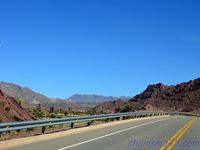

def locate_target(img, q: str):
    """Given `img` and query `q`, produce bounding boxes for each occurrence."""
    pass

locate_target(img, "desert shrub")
[48,113,57,118]
[118,103,136,113]
[5,107,11,112]
[17,98,24,106]
[56,113,65,118]
[13,115,23,122]
[0,101,5,108]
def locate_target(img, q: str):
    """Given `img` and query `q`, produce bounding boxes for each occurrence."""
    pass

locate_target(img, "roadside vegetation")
[28,104,93,120]
[28,102,137,120]
[115,103,136,113]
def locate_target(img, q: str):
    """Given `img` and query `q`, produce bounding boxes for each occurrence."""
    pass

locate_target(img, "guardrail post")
[42,126,46,134]
[71,123,74,129]
[87,122,92,126]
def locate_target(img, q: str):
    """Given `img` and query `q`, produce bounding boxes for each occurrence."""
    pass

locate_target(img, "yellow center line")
[160,117,197,150]
[160,117,195,150]
[166,118,197,150]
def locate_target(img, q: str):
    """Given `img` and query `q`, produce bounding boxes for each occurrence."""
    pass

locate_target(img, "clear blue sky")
[0,0,200,98]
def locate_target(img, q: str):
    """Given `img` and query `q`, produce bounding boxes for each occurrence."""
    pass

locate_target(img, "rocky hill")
[95,78,200,113]
[130,78,200,112]
[0,90,35,122]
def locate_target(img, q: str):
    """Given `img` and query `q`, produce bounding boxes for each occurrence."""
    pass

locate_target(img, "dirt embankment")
[0,90,35,122]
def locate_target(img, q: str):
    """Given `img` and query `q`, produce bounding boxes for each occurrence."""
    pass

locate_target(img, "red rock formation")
[0,90,36,122]
[130,78,200,112]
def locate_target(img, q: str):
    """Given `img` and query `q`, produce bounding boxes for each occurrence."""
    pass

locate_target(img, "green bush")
[0,101,5,108]
[17,98,24,106]
[48,113,57,118]
[117,103,136,113]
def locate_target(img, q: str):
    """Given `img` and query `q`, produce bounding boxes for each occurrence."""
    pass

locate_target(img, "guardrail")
[0,112,169,135]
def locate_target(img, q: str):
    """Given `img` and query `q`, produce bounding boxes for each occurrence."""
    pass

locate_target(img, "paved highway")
[5,116,200,150]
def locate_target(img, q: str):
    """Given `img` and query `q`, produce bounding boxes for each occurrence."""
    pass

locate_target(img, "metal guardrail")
[1,111,198,135]
[170,112,200,117]
[0,112,168,134]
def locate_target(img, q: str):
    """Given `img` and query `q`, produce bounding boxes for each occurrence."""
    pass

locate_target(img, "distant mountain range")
[0,82,84,110]
[0,82,130,109]
[67,94,130,107]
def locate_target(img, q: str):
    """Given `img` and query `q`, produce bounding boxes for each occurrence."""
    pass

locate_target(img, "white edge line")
[57,116,179,150]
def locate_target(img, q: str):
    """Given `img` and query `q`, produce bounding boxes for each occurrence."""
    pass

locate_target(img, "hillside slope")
[0,90,35,122]
[0,82,50,104]
[0,82,85,111]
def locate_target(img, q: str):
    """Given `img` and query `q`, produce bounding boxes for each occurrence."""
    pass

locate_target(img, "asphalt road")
[6,116,200,150]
